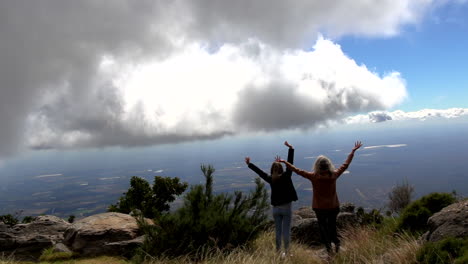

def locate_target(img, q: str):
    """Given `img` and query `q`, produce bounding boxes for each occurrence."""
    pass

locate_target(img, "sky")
[1,0,468,163]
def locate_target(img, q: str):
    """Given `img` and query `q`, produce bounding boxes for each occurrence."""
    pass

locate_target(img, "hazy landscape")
[1,118,466,218]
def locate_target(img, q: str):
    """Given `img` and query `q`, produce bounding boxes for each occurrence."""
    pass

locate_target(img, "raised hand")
[353,141,363,151]
[245,156,251,165]
[284,141,293,149]
[275,156,286,163]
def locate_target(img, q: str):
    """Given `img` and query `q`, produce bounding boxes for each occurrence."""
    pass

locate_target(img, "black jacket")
[248,148,298,206]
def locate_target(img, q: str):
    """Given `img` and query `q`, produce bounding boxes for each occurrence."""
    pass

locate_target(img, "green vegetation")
[38,247,75,262]
[396,192,456,234]
[0,214,19,226]
[356,207,384,226]
[416,237,468,264]
[67,215,75,223]
[135,164,270,260]
[108,175,188,218]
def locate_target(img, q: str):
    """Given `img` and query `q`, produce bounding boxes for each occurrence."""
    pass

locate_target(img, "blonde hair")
[313,155,335,175]
[270,162,284,183]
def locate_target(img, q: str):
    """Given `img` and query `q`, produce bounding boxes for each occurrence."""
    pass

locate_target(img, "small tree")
[109,175,188,218]
[67,215,75,223]
[388,179,414,214]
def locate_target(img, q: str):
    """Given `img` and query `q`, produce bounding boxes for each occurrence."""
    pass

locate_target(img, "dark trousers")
[313,207,340,251]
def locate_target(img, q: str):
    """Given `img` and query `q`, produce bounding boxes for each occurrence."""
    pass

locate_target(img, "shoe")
[280,252,286,259]
[335,243,340,253]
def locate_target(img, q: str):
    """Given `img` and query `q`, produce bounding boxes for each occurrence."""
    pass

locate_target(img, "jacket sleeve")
[284,148,294,177]
[335,151,355,177]
[283,161,314,180]
[248,163,272,184]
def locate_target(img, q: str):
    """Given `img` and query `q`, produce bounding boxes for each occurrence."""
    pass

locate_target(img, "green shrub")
[109,175,188,218]
[417,237,468,264]
[397,192,456,233]
[21,216,36,224]
[0,214,18,226]
[356,207,384,226]
[39,247,74,262]
[136,164,270,259]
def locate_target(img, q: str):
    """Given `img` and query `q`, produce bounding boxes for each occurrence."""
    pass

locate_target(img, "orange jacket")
[284,151,355,209]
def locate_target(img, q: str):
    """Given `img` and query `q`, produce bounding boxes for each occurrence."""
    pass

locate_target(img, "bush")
[0,214,18,226]
[136,164,270,259]
[416,237,468,264]
[109,175,188,218]
[397,192,456,234]
[21,216,36,224]
[388,179,414,214]
[356,207,384,226]
[68,215,75,223]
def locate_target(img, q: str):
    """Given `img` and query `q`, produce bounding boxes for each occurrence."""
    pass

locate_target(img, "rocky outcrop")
[423,200,468,242]
[0,215,71,260]
[291,203,358,246]
[63,212,145,257]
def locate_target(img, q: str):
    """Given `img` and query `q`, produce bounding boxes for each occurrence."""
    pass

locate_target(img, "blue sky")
[338,2,468,111]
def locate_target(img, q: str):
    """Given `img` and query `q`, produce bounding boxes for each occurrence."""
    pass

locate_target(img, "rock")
[340,203,355,213]
[291,218,321,246]
[337,212,359,228]
[291,205,359,245]
[424,200,468,242]
[53,242,73,253]
[64,212,144,257]
[0,215,71,261]
[105,236,145,258]
[295,207,316,219]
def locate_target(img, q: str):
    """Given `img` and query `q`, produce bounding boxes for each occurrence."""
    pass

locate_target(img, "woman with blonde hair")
[278,141,362,254]
[245,141,298,255]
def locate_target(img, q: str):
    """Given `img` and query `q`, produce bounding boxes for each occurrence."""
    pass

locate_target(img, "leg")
[282,204,292,252]
[314,209,332,252]
[328,208,340,252]
[273,207,283,251]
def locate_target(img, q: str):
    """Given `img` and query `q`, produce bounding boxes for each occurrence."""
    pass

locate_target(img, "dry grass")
[334,225,421,264]
[142,231,324,264]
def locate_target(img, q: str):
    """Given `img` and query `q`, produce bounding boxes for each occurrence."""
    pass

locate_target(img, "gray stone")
[424,200,468,242]
[340,203,355,213]
[0,215,71,261]
[53,242,73,253]
[64,212,145,257]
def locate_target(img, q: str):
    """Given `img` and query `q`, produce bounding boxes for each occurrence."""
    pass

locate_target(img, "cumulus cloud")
[345,108,468,124]
[0,0,444,157]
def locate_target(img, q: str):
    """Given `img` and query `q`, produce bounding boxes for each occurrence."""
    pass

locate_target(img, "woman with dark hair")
[278,141,363,254]
[245,141,298,255]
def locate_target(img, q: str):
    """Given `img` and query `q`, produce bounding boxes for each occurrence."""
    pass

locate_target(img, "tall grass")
[334,219,421,264]
[143,231,324,264]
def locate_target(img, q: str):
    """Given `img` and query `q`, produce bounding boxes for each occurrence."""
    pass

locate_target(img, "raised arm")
[277,159,314,180]
[245,156,272,183]
[284,141,294,176]
[335,141,363,176]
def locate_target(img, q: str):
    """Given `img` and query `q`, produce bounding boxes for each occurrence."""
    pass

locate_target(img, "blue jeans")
[272,203,292,251]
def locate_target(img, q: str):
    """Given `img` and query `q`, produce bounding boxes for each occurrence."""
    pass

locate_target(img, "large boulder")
[424,200,468,242]
[63,212,145,257]
[0,215,71,260]
[291,204,358,246]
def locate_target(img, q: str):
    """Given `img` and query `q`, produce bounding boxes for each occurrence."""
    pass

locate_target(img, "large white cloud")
[0,0,454,157]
